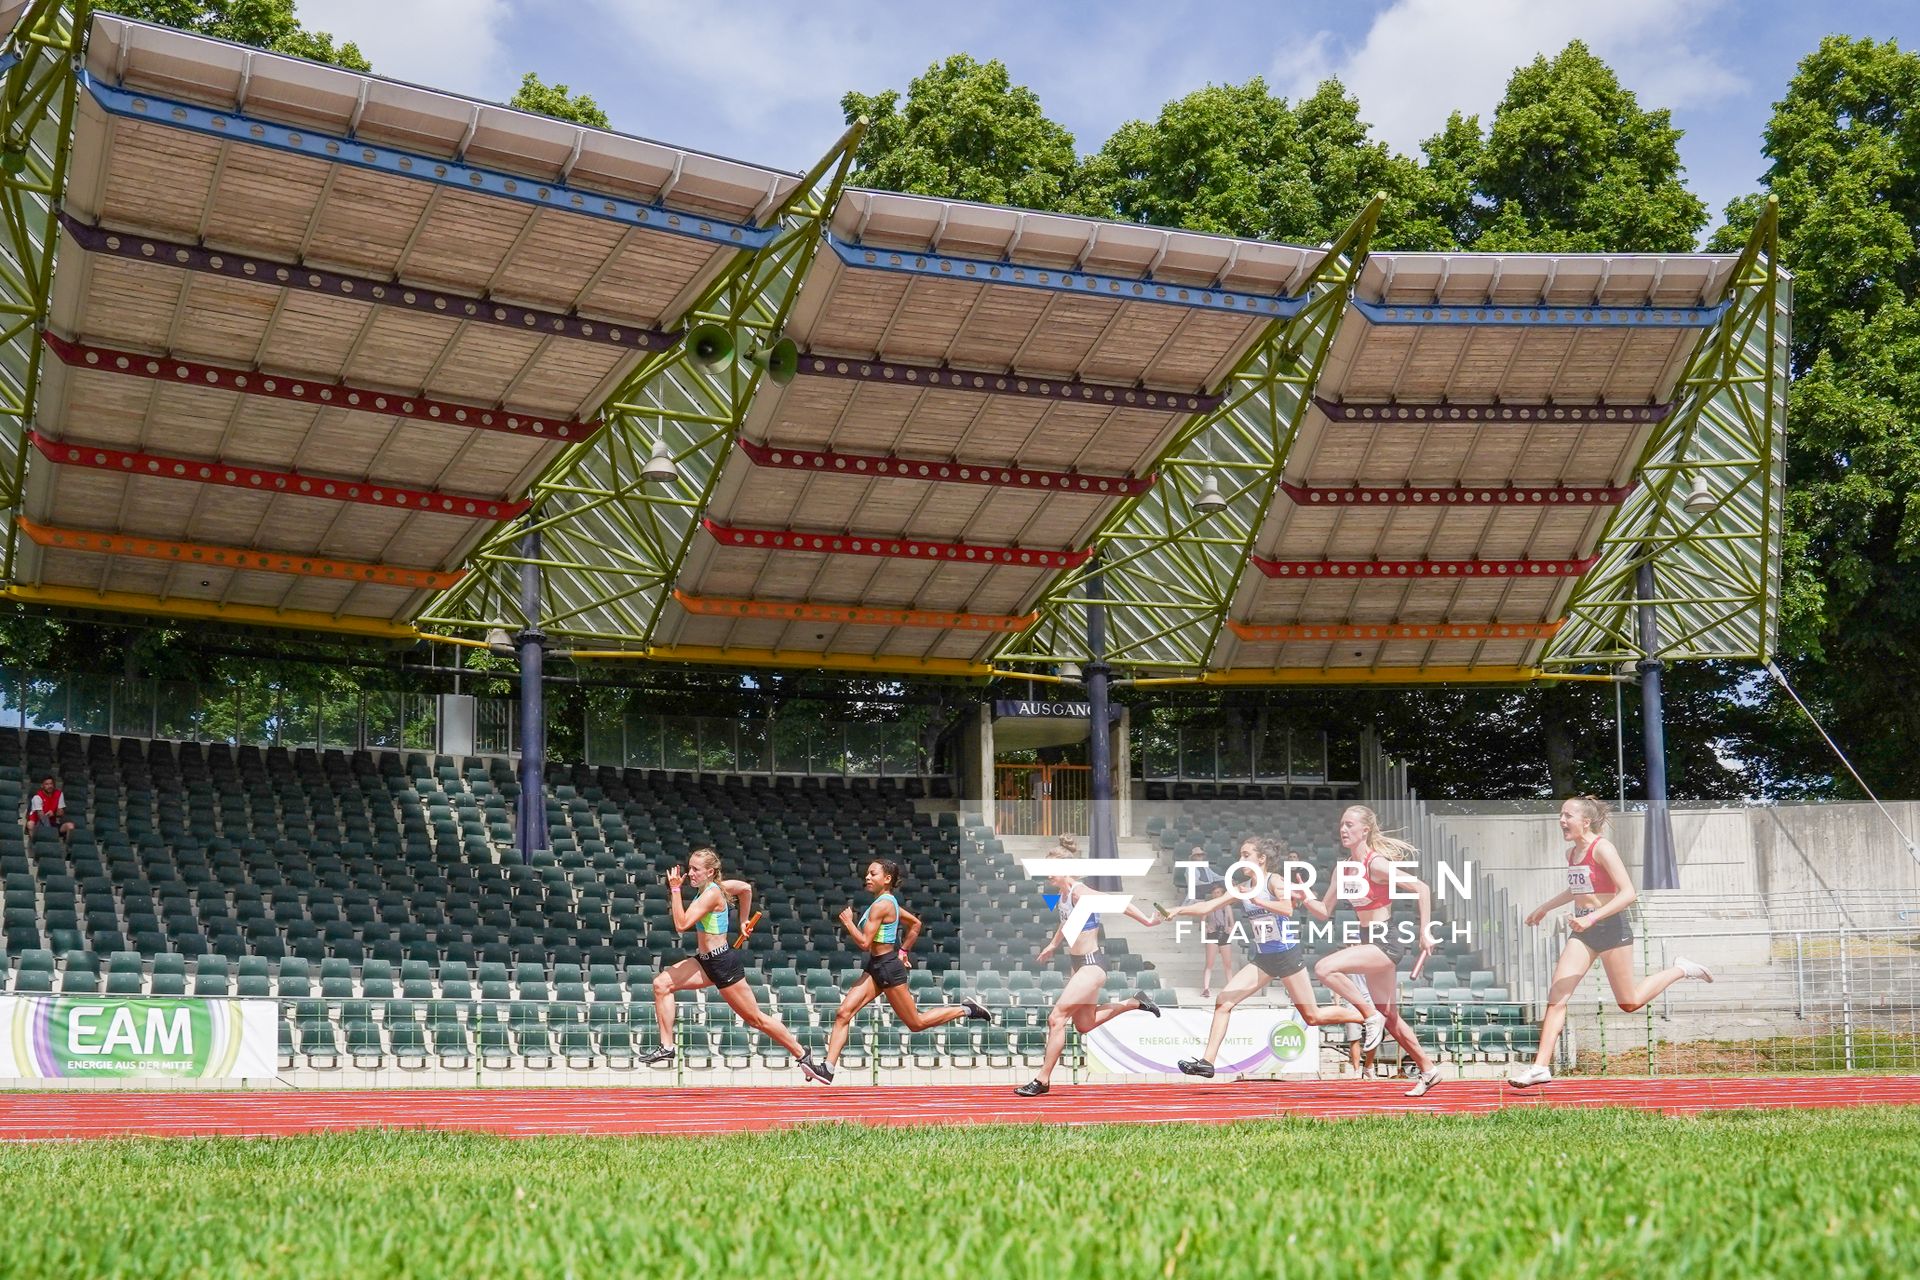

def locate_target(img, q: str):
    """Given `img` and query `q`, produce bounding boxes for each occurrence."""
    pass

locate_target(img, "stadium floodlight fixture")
[1193,472,1227,517]
[1684,471,1713,514]
[642,440,679,485]
[1058,662,1083,683]
[485,628,516,658]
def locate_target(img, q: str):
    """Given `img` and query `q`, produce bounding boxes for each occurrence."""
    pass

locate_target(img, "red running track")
[2,1076,1918,1140]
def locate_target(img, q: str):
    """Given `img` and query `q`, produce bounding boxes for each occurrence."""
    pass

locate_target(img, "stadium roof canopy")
[0,3,1790,684]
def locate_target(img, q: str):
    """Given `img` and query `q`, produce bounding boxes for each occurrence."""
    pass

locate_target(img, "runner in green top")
[641,846,826,1081]
[817,858,992,1084]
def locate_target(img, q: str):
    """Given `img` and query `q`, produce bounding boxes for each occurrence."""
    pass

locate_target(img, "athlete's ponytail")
[1343,805,1419,860]
[1569,795,1612,834]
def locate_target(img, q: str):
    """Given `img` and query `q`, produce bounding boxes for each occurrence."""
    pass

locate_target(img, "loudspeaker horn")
[685,323,734,367]
[752,337,800,386]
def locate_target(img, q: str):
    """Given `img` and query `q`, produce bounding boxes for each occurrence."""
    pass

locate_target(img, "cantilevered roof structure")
[0,2,1789,682]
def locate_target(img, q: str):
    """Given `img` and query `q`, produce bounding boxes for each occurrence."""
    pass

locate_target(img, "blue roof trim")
[82,72,776,253]
[826,234,1306,319]
[1353,298,1728,328]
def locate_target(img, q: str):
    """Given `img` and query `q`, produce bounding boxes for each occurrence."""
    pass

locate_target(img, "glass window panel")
[585,705,622,767]
[68,674,113,735]
[20,671,67,731]
[111,678,156,741]
[736,718,770,773]
[363,691,403,750]
[772,716,811,774]
[236,681,276,746]
[662,717,698,771]
[402,695,436,751]
[1290,729,1326,782]
[697,718,736,772]
[622,713,659,770]
[156,681,200,741]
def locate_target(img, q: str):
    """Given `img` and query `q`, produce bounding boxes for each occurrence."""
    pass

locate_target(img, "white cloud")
[1276,0,1746,156]
[295,0,512,99]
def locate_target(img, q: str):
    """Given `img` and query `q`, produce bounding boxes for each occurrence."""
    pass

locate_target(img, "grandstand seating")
[1,728,1512,1073]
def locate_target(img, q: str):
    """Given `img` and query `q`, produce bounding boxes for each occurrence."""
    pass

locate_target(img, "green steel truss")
[0,0,87,580]
[990,198,1382,675]
[419,123,864,644]
[1544,201,1789,667]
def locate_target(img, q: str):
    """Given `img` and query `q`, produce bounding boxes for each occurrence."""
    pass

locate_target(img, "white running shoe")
[1405,1067,1443,1098]
[1508,1064,1552,1089]
[1675,956,1714,983]
[1360,1011,1387,1053]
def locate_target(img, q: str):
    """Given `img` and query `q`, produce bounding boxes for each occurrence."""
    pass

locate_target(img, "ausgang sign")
[992,701,1120,719]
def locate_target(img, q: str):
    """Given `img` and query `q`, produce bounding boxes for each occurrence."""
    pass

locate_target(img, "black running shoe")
[1014,1079,1050,1097]
[1132,991,1162,1018]
[1177,1057,1215,1078]
[799,1053,831,1084]
[639,1044,675,1066]
[962,997,994,1023]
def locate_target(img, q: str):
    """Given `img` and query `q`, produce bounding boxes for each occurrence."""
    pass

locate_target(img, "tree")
[96,0,370,71]
[1708,36,1920,796]
[841,55,1079,211]
[1077,78,1444,248]
[509,73,609,129]
[1434,41,1705,252]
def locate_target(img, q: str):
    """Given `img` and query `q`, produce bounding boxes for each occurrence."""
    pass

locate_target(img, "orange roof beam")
[17,519,463,591]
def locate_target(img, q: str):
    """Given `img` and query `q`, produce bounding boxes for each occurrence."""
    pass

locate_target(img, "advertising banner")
[1085,1007,1322,1076]
[0,997,279,1080]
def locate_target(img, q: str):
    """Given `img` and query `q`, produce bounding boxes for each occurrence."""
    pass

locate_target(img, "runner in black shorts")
[1163,837,1364,1078]
[1510,797,1712,1089]
[642,846,826,1080]
[819,858,991,1083]
[1312,806,1445,1097]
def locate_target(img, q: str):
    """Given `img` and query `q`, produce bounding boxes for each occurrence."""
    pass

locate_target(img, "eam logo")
[1020,856,1156,942]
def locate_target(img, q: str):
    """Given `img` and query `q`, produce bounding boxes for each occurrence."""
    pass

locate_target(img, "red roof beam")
[27,432,528,521]
[42,334,600,444]
[703,520,1090,570]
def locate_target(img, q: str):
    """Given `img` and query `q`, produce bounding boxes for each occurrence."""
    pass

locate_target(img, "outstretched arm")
[1526,889,1574,925]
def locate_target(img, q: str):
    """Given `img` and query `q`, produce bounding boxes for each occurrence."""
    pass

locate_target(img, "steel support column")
[516,521,547,865]
[1083,555,1116,890]
[1636,558,1678,889]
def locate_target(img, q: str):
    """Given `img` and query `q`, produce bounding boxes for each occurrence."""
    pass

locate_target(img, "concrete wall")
[1433,801,1920,927]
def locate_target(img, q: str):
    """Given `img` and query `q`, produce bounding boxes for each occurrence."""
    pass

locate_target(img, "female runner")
[815,857,993,1083]
[1166,836,1365,1078]
[642,846,827,1081]
[1311,805,1446,1097]
[1509,796,1711,1087]
[1015,846,1167,1098]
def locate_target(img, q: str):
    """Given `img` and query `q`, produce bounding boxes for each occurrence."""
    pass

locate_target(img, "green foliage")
[0,1112,1917,1276]
[509,72,609,129]
[842,55,1080,211]
[1078,78,1443,248]
[96,0,370,70]
[1450,41,1706,252]
[1707,36,1920,796]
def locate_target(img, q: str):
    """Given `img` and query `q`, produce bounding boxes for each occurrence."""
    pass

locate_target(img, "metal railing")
[1561,920,1920,1076]
[582,710,952,778]
[0,667,515,755]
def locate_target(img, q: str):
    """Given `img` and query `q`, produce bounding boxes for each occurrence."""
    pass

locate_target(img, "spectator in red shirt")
[26,775,74,846]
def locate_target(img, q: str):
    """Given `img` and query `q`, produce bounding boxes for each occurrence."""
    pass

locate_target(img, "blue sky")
[298,0,1920,240]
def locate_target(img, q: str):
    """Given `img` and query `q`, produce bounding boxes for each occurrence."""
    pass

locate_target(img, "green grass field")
[3,1108,1917,1278]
